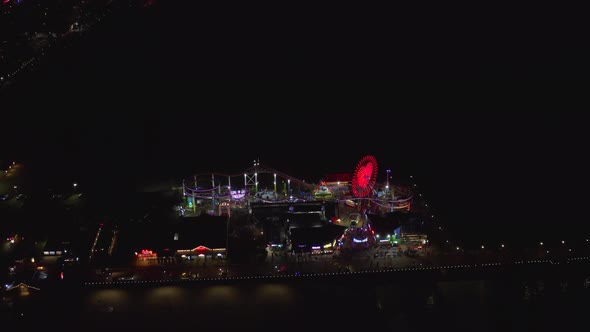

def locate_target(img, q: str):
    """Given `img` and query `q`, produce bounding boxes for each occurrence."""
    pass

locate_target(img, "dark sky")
[2,1,589,87]
[1,1,589,252]
[2,107,561,176]
[1,72,590,236]
[5,105,588,190]
[3,92,589,241]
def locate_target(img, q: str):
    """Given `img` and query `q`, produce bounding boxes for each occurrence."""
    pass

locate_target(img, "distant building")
[323,174,353,196]
[324,173,352,184]
[287,211,346,253]
[286,212,324,230]
[290,224,346,253]
[173,215,227,258]
[125,215,228,262]
[369,213,401,244]
[43,238,71,257]
[5,283,40,297]
[42,225,90,259]
[369,211,426,245]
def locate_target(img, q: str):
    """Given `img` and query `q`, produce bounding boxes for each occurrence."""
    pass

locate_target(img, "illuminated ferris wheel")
[351,155,378,198]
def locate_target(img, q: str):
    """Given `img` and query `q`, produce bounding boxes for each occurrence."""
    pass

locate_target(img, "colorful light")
[230,190,246,199]
[351,155,378,197]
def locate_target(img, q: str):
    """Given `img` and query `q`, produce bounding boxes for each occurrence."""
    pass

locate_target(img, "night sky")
[1,0,588,243]
[2,1,589,87]
[4,98,589,243]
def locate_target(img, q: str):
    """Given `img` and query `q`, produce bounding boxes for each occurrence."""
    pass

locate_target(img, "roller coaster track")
[247,163,316,190]
[185,163,315,191]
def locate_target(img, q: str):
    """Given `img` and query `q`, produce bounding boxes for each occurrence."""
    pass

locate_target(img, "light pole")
[273,173,277,194]
[287,179,291,194]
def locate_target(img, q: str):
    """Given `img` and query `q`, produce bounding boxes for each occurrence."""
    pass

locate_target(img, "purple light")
[311,246,321,250]
[231,190,245,199]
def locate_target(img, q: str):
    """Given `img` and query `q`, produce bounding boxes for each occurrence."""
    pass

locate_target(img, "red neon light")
[351,155,378,198]
[3,0,10,4]
[138,249,157,259]
[193,245,210,252]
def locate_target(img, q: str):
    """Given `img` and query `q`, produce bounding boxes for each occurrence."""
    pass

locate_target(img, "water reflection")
[252,284,296,305]
[7,276,590,331]
[86,288,131,313]
[144,286,190,312]
[197,285,242,315]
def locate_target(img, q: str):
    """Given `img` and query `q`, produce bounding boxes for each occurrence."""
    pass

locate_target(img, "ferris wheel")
[351,155,378,198]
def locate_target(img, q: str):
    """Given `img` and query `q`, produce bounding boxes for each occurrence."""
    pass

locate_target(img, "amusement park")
[181,155,413,216]
[178,155,427,260]
[0,155,434,290]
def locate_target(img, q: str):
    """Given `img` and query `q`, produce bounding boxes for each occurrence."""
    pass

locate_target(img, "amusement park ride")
[181,156,414,217]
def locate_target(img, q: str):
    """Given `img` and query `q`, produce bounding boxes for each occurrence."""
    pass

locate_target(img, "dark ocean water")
[5,271,590,332]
